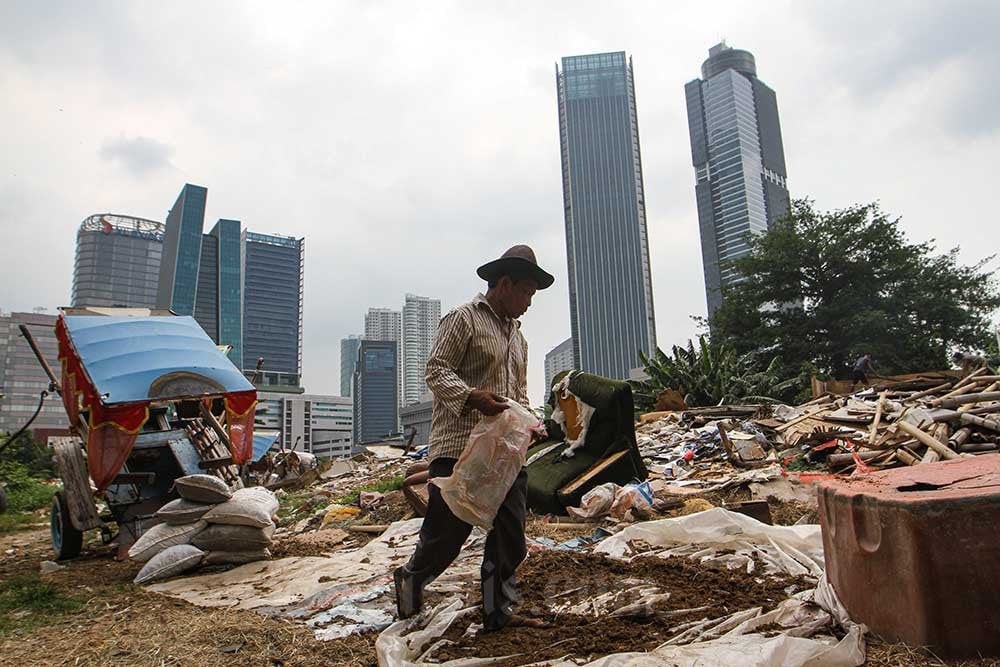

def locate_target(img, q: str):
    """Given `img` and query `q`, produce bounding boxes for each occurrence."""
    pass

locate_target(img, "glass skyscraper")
[242,231,304,387]
[157,183,207,315]
[340,335,364,397]
[72,214,164,308]
[194,219,243,363]
[353,339,398,445]
[557,51,656,380]
[685,41,790,317]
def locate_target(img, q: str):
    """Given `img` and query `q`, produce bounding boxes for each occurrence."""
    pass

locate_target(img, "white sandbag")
[155,498,214,526]
[203,486,279,528]
[134,544,204,584]
[174,474,233,503]
[128,520,207,563]
[202,548,272,565]
[192,523,275,552]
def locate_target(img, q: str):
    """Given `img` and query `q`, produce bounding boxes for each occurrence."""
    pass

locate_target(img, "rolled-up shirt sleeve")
[425,310,473,417]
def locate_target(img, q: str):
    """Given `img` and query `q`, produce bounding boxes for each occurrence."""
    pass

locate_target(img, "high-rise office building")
[193,219,243,362]
[402,294,440,406]
[0,312,70,439]
[353,340,398,445]
[556,51,656,380]
[157,183,207,315]
[340,335,364,397]
[72,214,164,309]
[685,41,790,317]
[544,337,575,393]
[365,307,402,409]
[242,231,305,390]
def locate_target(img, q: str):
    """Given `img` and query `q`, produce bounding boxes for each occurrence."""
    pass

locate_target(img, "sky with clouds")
[1,0,997,405]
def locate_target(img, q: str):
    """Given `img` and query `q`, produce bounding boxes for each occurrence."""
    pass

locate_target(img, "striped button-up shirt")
[425,293,530,461]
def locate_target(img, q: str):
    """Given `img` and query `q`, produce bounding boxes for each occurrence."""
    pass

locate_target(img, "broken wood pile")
[774,368,1000,474]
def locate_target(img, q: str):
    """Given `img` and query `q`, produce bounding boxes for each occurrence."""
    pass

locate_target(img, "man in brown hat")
[394,245,553,631]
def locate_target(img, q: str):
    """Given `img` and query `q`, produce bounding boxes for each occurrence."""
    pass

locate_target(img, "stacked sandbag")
[129,475,279,584]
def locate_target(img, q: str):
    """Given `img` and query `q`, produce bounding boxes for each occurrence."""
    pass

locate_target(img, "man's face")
[499,277,537,318]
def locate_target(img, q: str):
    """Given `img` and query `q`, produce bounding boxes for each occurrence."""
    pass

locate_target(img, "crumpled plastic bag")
[432,400,540,529]
[609,481,653,519]
[567,482,619,519]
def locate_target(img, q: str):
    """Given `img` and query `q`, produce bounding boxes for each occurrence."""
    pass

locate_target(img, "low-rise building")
[400,393,433,449]
[0,311,70,440]
[256,392,353,459]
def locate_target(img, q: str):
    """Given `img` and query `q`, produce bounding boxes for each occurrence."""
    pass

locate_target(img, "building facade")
[0,312,70,439]
[72,214,164,309]
[684,41,790,318]
[544,337,575,394]
[157,183,207,315]
[256,392,353,459]
[193,219,243,363]
[400,395,433,449]
[365,307,402,411]
[353,340,398,445]
[242,231,305,388]
[340,335,363,397]
[556,51,656,380]
[402,294,440,406]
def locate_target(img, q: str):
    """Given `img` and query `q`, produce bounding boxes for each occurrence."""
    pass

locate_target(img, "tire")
[51,491,83,560]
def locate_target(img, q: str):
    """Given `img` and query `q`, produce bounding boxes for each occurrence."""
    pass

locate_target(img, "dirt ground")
[2,490,995,666]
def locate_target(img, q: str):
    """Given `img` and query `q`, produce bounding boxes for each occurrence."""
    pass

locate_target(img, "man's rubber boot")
[394,566,421,619]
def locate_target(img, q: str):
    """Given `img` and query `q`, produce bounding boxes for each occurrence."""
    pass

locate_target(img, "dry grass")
[865,635,1000,667]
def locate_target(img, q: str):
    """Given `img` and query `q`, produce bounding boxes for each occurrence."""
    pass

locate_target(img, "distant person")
[952,351,986,377]
[852,353,877,389]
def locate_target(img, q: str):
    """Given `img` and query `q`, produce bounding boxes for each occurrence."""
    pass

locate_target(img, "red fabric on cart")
[225,390,257,464]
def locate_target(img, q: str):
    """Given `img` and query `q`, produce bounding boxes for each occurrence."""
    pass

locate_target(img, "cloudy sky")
[2,1,997,405]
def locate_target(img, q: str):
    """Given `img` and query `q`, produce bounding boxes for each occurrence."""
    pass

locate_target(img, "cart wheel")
[0,485,7,514]
[51,491,83,560]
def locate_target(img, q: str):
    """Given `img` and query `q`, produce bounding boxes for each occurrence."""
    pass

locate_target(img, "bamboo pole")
[959,412,1000,433]
[897,421,961,460]
[869,390,888,447]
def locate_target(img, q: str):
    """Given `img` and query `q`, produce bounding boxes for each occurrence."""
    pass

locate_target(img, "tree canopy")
[711,200,1000,379]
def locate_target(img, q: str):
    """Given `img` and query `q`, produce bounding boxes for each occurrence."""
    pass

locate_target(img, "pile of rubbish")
[128,474,279,584]
[635,369,1000,491]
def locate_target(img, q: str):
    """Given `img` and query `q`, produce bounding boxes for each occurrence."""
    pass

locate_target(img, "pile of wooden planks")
[778,368,1000,473]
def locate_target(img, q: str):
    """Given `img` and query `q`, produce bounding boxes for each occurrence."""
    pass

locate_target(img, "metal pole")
[18,324,60,393]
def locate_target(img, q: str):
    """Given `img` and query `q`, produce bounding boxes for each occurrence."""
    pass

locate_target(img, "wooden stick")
[869,390,888,447]
[949,426,973,449]
[930,368,989,404]
[775,406,834,432]
[898,421,961,460]
[896,448,920,466]
[959,412,1000,432]
[905,382,955,402]
[958,382,1000,412]
[921,423,949,464]
[959,442,999,453]
[937,392,1000,410]
[348,524,388,533]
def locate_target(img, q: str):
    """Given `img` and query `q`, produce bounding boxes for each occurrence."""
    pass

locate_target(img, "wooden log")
[896,448,921,466]
[949,426,973,449]
[869,390,888,447]
[922,423,949,464]
[959,442,999,453]
[958,412,1000,432]
[937,392,1000,410]
[897,421,961,460]
[349,525,388,533]
[905,382,955,402]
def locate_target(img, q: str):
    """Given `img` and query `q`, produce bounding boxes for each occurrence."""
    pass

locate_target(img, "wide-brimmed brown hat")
[477,245,554,290]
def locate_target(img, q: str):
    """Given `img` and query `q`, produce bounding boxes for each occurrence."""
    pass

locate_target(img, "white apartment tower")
[402,294,441,406]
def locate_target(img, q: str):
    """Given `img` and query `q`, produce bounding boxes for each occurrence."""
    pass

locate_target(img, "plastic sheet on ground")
[376,509,864,667]
[147,518,485,640]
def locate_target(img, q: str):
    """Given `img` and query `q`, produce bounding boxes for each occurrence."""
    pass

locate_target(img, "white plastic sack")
[203,486,279,528]
[128,520,207,563]
[174,474,232,503]
[155,498,214,525]
[610,482,653,520]
[432,400,540,529]
[134,544,204,584]
[567,483,619,519]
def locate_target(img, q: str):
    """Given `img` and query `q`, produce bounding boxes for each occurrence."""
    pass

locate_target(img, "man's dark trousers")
[400,457,528,630]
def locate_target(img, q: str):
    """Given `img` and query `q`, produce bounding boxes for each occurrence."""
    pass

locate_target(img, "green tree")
[631,336,797,412]
[711,200,1000,378]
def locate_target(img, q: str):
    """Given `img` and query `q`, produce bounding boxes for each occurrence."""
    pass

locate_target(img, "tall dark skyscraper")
[556,51,656,379]
[242,231,304,388]
[194,219,243,363]
[157,183,207,316]
[353,339,398,445]
[72,214,163,308]
[685,41,790,317]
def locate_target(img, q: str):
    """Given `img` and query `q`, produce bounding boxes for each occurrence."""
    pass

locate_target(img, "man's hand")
[467,389,509,416]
